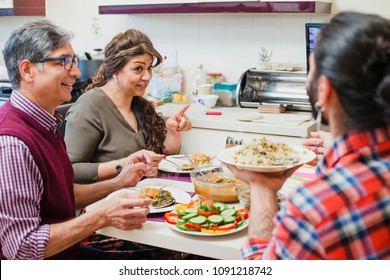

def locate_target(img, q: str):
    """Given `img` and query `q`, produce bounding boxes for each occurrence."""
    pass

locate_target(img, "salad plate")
[165,199,249,236]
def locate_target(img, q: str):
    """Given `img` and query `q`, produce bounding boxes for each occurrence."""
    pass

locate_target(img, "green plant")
[259,47,273,62]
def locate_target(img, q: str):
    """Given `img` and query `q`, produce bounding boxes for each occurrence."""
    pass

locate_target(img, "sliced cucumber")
[222,215,236,224]
[182,212,198,221]
[182,207,198,214]
[189,216,207,225]
[207,215,223,224]
[221,208,236,217]
[214,202,227,212]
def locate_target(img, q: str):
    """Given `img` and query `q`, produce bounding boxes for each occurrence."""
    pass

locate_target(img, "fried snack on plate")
[191,153,212,166]
[138,187,174,207]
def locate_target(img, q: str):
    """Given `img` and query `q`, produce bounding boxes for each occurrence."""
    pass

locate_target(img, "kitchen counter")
[157,103,316,154]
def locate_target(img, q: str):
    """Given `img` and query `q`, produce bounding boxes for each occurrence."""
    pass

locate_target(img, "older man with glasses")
[0,20,162,260]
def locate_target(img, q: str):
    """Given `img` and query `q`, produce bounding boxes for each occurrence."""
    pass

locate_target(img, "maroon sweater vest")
[0,101,79,259]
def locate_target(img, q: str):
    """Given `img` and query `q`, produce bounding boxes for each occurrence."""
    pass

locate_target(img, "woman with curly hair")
[63,29,192,259]
[64,29,192,184]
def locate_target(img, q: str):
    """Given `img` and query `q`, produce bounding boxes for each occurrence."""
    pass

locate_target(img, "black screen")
[305,23,324,73]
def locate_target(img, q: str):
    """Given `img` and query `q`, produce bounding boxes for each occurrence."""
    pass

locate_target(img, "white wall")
[0,0,389,92]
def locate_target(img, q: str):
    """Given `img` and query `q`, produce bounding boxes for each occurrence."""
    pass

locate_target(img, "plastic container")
[212,83,237,107]
[148,65,183,103]
[191,64,207,98]
[197,83,214,95]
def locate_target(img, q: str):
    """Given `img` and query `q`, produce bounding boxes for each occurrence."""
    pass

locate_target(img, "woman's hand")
[124,150,165,177]
[165,104,192,133]
[302,131,332,165]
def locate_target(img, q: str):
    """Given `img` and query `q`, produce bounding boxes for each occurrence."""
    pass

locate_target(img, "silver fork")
[163,158,194,171]
[183,153,209,180]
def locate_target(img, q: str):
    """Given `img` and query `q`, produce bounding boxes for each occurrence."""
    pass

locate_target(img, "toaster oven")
[236,68,311,111]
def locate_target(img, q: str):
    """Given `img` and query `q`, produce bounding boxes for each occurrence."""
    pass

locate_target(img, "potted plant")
[258,47,273,70]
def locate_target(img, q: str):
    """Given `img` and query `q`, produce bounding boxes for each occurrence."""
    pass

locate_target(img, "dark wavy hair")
[313,12,390,130]
[86,29,166,153]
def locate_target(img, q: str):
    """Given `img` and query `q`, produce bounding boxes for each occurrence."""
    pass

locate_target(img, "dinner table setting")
[86,139,317,260]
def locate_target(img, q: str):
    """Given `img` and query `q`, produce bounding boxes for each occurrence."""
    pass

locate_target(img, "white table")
[86,178,248,260]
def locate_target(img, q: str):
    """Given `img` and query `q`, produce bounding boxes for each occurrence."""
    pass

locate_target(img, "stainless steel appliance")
[236,68,310,111]
[0,80,12,107]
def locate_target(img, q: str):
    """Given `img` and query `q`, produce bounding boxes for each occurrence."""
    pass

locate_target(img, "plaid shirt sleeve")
[0,135,50,259]
[241,237,269,259]
[241,199,327,260]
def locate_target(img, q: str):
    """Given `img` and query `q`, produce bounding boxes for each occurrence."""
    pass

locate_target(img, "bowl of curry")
[190,166,249,203]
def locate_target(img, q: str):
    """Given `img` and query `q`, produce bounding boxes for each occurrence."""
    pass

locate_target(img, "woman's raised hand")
[166,104,192,133]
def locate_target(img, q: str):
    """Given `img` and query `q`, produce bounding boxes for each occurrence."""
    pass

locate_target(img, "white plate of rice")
[217,138,316,173]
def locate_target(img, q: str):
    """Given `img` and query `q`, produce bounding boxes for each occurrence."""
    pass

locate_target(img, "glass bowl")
[190,166,249,203]
[238,188,250,210]
[237,187,289,210]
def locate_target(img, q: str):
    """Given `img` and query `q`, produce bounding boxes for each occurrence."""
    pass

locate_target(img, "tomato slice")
[236,208,249,219]
[198,199,218,217]
[210,221,238,231]
[200,198,214,207]
[164,212,178,225]
[184,223,202,231]
[198,208,219,217]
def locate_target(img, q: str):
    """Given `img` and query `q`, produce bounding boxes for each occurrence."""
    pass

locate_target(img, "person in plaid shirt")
[226,12,390,259]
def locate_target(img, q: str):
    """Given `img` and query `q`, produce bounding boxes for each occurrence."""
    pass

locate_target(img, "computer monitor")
[305,23,324,73]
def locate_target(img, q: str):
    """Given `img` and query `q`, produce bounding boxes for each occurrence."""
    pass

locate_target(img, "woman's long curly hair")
[86,29,166,153]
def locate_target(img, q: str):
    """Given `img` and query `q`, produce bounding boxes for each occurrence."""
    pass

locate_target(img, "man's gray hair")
[2,19,73,89]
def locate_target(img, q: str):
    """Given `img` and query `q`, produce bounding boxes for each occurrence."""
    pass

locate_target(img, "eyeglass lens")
[64,56,79,70]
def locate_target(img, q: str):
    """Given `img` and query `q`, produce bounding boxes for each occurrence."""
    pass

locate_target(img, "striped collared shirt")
[0,90,63,259]
[241,126,390,259]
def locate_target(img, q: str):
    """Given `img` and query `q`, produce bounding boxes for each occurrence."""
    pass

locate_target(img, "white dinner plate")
[106,185,192,214]
[158,155,219,174]
[217,145,316,173]
[166,219,248,236]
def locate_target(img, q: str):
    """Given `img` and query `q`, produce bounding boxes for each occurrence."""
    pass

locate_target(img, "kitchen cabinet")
[97,0,198,5]
[99,0,332,15]
[0,0,45,16]
[157,104,316,154]
[0,0,12,15]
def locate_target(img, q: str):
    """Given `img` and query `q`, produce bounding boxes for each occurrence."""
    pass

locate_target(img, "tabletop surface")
[87,177,248,260]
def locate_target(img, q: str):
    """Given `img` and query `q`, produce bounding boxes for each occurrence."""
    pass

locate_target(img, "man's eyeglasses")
[38,56,79,71]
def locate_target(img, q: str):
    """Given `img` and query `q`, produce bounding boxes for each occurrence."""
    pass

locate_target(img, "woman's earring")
[314,102,325,131]
[114,77,119,85]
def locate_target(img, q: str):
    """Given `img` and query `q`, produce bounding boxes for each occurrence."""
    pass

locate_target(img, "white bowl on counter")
[195,94,219,108]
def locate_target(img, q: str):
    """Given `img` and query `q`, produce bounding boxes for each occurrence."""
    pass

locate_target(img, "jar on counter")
[206,73,224,85]
[212,83,237,107]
